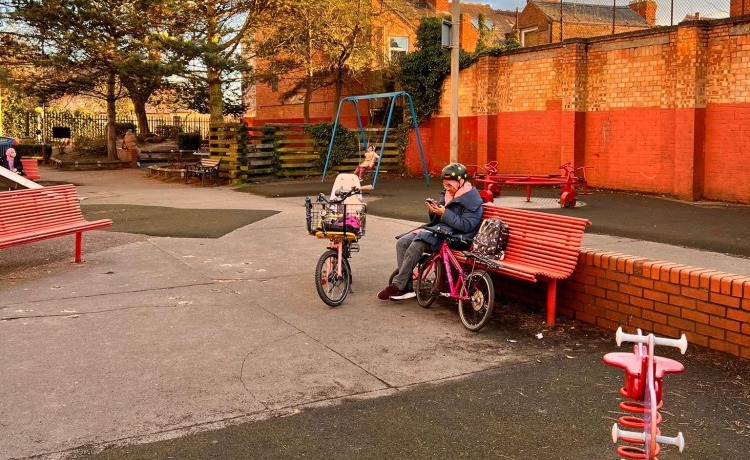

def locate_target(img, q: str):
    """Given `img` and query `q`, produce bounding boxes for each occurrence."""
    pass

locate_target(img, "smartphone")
[425,198,437,205]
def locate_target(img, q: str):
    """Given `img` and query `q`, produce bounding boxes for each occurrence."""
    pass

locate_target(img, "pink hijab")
[444,180,472,204]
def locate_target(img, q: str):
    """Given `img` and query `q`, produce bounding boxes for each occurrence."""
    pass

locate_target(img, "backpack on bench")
[471,218,510,260]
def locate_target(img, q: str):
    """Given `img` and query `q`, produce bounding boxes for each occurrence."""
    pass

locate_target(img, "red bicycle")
[411,226,500,332]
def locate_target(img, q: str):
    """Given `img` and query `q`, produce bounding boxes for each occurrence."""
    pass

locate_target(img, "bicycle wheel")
[315,250,351,307]
[458,271,495,332]
[416,255,444,308]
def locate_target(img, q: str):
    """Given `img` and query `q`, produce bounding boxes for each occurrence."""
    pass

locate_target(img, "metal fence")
[518,0,731,46]
[1,111,214,142]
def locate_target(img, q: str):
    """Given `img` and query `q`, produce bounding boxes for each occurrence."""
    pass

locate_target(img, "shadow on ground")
[238,176,750,258]
[82,205,278,239]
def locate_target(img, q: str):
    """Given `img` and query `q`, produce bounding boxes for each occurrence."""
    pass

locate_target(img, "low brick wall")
[495,250,750,359]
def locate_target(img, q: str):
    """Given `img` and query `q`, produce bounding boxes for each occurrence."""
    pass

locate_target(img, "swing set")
[322,91,430,188]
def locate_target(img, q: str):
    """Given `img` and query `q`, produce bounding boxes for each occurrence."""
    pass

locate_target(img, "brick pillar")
[672,25,708,200]
[557,42,587,167]
[730,0,750,16]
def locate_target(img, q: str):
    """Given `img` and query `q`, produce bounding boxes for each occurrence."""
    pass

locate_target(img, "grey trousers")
[392,232,430,291]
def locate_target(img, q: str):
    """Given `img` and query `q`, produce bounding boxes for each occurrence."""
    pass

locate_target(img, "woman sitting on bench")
[0,148,25,176]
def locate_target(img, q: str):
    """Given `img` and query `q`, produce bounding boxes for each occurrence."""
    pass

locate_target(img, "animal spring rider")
[603,327,688,459]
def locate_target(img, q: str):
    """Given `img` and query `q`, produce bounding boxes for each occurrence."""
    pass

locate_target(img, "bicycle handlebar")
[313,186,364,203]
[419,225,472,246]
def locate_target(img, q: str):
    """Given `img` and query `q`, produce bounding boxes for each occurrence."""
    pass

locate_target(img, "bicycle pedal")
[349,243,360,252]
[439,292,451,297]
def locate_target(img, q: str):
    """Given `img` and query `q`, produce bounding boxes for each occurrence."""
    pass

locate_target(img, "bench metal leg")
[546,279,557,327]
[75,232,83,263]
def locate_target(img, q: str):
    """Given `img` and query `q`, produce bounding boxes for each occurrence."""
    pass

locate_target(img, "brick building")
[245,0,517,125]
[517,0,656,47]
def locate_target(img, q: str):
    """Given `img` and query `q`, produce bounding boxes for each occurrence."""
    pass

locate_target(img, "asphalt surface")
[239,176,750,259]
[1,168,749,460]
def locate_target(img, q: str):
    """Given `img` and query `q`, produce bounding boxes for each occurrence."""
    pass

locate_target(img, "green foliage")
[478,37,523,58]
[177,132,202,150]
[115,123,137,137]
[14,144,52,160]
[166,78,247,118]
[155,125,183,139]
[304,122,358,169]
[71,136,108,158]
[396,17,473,122]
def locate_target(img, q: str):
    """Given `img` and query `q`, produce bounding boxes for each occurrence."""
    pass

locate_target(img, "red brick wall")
[731,0,750,16]
[492,250,750,359]
[412,17,750,204]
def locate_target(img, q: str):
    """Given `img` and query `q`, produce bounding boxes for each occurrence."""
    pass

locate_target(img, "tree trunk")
[333,70,343,119]
[206,1,224,125]
[106,72,118,161]
[208,67,224,125]
[303,75,312,124]
[133,98,150,135]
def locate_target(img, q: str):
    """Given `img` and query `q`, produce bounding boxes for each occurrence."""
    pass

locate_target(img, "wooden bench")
[456,204,591,327]
[184,158,221,186]
[0,184,113,263]
[20,158,41,180]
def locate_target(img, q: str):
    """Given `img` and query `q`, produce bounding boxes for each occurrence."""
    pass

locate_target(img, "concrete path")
[1,168,748,459]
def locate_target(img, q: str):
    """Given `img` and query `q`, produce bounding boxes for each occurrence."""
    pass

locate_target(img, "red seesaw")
[471,161,592,208]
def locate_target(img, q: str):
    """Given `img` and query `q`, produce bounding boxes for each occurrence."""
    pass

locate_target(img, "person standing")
[377,163,483,301]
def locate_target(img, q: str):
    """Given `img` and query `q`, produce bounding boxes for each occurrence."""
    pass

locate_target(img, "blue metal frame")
[322,91,430,188]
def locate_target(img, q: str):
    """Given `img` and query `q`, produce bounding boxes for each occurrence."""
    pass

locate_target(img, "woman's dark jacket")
[416,186,483,251]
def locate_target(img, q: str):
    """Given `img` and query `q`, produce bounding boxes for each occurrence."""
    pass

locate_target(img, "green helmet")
[441,162,468,182]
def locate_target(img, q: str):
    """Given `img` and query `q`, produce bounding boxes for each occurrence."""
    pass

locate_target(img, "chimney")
[427,0,451,13]
[730,0,750,16]
[629,0,657,26]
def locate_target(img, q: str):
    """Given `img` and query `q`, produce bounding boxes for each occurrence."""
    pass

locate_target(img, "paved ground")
[1,167,749,460]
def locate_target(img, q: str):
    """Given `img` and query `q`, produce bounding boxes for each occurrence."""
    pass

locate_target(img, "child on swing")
[354,144,380,180]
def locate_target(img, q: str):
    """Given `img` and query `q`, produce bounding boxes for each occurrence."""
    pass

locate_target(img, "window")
[520,27,538,47]
[389,36,408,62]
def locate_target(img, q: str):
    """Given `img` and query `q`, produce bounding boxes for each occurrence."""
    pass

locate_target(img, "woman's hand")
[427,201,445,216]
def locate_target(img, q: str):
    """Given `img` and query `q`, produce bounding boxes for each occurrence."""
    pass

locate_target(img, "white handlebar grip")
[656,432,685,452]
[616,327,688,354]
[612,424,685,453]
[612,423,645,443]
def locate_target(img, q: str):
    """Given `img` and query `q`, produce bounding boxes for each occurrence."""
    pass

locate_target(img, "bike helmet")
[441,162,468,182]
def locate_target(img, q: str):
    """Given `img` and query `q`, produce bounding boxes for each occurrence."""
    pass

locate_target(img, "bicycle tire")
[416,255,444,308]
[458,271,495,331]
[314,250,351,307]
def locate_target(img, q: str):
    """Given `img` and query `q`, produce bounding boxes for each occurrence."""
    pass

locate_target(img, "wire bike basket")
[306,200,367,240]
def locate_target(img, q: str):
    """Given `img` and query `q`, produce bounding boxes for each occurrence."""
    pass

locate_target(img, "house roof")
[460,3,517,35]
[531,1,651,27]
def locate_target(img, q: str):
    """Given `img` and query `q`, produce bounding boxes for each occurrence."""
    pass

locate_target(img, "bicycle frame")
[431,241,475,302]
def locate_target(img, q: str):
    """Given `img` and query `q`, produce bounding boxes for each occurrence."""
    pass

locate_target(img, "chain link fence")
[517,0,731,46]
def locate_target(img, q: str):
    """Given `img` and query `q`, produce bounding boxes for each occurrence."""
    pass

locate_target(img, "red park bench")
[20,158,41,181]
[0,184,113,263]
[456,204,591,327]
